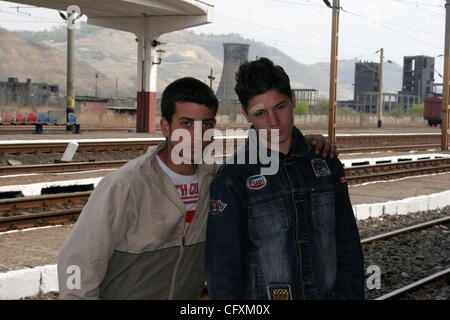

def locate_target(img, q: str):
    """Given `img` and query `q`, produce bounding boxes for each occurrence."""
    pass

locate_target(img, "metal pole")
[417,79,421,104]
[208,68,215,89]
[327,0,340,144]
[378,48,384,128]
[66,13,75,124]
[442,0,450,150]
[95,72,99,98]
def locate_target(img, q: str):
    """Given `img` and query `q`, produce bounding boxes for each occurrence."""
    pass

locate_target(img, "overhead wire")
[392,0,444,9]
[214,13,380,53]
[391,0,444,19]
[265,0,444,58]
[340,8,444,51]
[270,0,324,8]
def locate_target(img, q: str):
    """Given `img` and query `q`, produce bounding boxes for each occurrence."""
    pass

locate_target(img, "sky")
[0,0,446,77]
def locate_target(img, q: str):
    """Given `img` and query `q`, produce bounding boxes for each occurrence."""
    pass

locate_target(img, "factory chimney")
[216,43,249,114]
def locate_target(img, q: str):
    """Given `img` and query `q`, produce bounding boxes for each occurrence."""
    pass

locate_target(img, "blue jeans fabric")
[205,127,365,300]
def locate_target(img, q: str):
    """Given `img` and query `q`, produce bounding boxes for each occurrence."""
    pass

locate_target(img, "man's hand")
[305,134,339,159]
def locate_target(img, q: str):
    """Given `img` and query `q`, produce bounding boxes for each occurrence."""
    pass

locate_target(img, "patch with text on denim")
[266,284,292,300]
[246,175,267,190]
[209,199,227,215]
[311,159,331,178]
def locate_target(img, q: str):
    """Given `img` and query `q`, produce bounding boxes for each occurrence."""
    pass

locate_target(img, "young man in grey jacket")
[57,77,335,299]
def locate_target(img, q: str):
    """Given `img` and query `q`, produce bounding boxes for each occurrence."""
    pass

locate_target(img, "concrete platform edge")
[0,264,57,300]
[352,190,450,220]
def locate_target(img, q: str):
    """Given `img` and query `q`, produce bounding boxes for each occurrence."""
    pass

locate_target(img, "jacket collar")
[288,126,311,158]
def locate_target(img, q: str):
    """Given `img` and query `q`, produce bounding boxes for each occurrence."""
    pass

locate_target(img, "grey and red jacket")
[57,141,217,299]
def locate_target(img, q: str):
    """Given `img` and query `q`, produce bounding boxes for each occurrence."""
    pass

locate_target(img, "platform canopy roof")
[7,0,213,34]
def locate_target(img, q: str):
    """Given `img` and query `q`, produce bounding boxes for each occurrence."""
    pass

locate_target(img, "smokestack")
[216,43,249,114]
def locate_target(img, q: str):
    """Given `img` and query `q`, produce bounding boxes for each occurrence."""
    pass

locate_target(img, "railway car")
[424,97,442,127]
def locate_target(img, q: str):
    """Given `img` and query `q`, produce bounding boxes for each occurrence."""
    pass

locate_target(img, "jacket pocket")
[311,191,335,233]
[248,198,288,247]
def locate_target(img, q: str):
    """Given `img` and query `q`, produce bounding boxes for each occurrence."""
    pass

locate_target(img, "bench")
[34,112,80,134]
[34,122,81,134]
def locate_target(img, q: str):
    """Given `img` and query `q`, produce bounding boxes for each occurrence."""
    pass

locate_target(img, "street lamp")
[152,49,166,65]
[323,0,332,8]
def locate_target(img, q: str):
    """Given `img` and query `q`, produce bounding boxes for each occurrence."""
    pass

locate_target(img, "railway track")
[0,133,444,155]
[364,217,450,300]
[0,192,88,232]
[2,156,450,184]
[0,140,154,155]
[374,267,450,300]
[0,160,127,175]
[345,157,450,184]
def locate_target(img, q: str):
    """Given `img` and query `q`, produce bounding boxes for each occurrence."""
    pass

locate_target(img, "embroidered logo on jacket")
[311,159,331,178]
[266,284,292,300]
[209,200,227,214]
[246,175,267,190]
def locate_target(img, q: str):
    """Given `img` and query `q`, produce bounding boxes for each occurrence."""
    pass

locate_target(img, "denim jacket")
[205,127,365,300]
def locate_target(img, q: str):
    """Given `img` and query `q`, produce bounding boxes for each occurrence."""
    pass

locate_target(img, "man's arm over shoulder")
[206,173,245,299]
[57,175,133,299]
[330,158,365,299]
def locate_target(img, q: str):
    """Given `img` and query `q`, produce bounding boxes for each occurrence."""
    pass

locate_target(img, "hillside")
[4,23,403,100]
[0,27,117,97]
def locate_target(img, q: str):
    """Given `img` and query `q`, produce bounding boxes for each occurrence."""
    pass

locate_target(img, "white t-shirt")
[157,155,199,236]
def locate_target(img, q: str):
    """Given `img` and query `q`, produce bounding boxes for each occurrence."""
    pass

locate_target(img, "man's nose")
[267,111,279,127]
[192,121,204,144]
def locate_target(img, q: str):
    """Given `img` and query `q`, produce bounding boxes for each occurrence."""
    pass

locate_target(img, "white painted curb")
[0,177,103,197]
[353,189,450,220]
[0,264,57,300]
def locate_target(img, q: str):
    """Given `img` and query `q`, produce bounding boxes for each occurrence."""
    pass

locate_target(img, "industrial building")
[350,61,380,113]
[0,78,59,106]
[340,56,435,114]
[398,55,435,105]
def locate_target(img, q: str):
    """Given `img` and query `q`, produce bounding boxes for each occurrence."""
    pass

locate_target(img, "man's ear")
[241,106,250,123]
[160,118,170,139]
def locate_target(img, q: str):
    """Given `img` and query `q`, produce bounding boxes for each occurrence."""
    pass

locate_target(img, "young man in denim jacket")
[205,58,365,300]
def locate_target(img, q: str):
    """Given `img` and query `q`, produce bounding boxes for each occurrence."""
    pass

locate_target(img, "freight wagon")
[424,97,442,127]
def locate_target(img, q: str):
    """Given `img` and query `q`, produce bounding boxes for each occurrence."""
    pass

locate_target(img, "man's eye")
[203,122,214,128]
[181,121,192,127]
[254,111,265,117]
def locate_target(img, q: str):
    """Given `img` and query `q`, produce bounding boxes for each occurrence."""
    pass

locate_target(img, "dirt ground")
[0,225,73,272]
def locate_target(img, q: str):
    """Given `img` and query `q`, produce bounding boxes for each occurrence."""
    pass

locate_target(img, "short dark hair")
[234,57,292,112]
[161,77,219,123]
